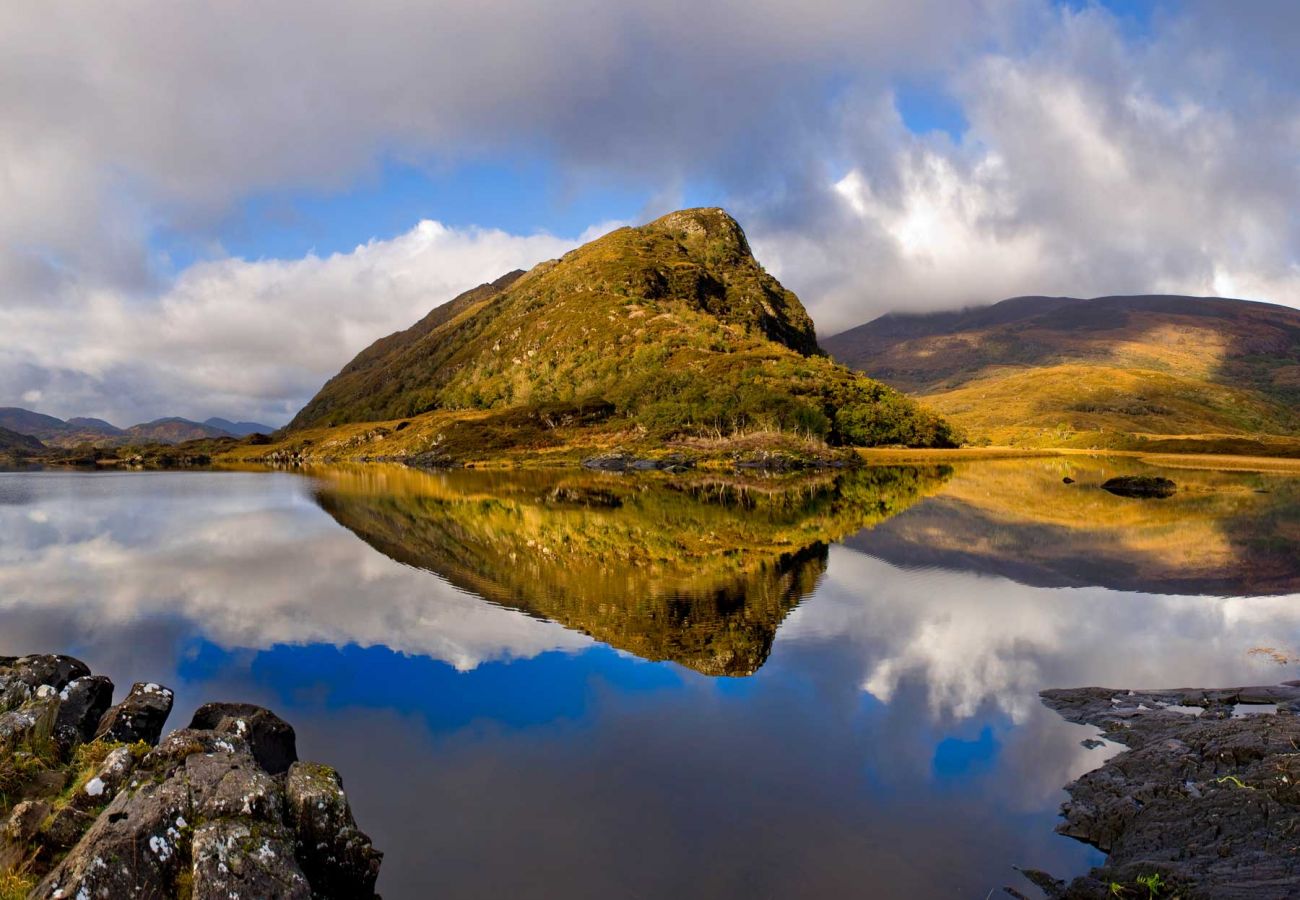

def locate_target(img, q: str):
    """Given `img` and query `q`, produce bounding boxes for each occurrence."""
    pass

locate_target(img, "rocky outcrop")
[1100,474,1177,498]
[0,654,381,899]
[1017,683,1300,898]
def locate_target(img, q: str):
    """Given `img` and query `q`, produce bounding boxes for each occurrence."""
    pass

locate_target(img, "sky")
[2,0,1298,426]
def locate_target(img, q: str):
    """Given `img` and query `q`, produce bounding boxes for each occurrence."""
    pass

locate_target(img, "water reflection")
[0,462,1297,898]
[310,465,952,675]
[854,457,1300,595]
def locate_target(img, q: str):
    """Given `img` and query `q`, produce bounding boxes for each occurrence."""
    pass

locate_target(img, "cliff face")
[288,208,954,450]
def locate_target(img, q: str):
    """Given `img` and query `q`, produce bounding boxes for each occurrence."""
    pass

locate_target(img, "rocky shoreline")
[0,654,380,899]
[1014,683,1300,899]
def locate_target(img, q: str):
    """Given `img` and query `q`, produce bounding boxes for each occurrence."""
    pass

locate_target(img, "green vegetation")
[288,208,956,455]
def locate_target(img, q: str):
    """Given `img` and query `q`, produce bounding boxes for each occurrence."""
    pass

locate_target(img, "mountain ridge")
[0,408,274,447]
[824,293,1300,451]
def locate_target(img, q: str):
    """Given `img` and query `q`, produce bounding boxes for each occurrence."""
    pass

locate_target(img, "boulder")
[5,799,50,843]
[188,702,298,774]
[0,685,60,752]
[1100,474,1176,499]
[94,681,174,745]
[285,762,383,897]
[0,654,91,692]
[55,674,114,744]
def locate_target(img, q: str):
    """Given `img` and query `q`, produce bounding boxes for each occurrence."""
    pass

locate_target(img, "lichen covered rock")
[94,680,175,745]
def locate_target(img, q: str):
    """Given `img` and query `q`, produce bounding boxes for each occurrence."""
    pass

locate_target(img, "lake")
[2,457,1298,898]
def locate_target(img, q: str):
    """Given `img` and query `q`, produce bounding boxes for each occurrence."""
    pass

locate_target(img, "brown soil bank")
[1018,683,1300,898]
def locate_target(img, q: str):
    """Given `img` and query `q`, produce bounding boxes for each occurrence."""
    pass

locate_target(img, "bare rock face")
[189,702,298,775]
[0,653,381,899]
[54,674,115,744]
[94,680,175,744]
[286,762,384,897]
[1021,683,1300,899]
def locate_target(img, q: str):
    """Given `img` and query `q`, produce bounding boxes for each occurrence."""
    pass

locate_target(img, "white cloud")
[1,1,1299,413]
[0,221,577,424]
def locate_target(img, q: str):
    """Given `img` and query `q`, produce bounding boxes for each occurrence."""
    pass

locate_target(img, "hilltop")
[0,407,273,448]
[0,424,43,455]
[824,294,1300,453]
[274,208,954,466]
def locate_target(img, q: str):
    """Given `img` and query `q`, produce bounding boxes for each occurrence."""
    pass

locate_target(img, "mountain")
[0,425,44,453]
[124,417,233,444]
[287,208,955,455]
[0,408,68,441]
[824,294,1300,451]
[204,417,274,436]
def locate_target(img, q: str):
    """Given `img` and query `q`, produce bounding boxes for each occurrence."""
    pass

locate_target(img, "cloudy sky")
[3,0,1298,426]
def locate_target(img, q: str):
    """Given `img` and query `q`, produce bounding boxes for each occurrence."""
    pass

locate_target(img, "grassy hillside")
[0,425,43,453]
[287,208,956,456]
[824,295,1300,452]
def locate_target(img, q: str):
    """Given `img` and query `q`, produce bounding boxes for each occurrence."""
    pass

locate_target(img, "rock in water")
[1100,474,1176,498]
[1,654,381,898]
[286,762,384,896]
[1021,683,1300,898]
[94,680,174,744]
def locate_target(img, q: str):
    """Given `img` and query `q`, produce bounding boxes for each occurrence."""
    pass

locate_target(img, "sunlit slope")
[310,465,953,675]
[289,208,955,450]
[825,295,1300,451]
[851,457,1300,595]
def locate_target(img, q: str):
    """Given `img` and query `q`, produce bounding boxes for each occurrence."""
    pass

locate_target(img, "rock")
[6,799,50,842]
[0,654,91,692]
[73,745,137,810]
[94,681,174,745]
[1023,683,1300,898]
[285,762,383,897]
[55,674,114,743]
[188,702,298,775]
[33,770,193,900]
[191,820,311,900]
[0,686,60,752]
[0,675,31,712]
[1100,474,1176,498]
[580,452,694,473]
[1061,476,1074,484]
[186,750,283,822]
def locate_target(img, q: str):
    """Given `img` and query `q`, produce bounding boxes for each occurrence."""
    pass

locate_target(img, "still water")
[2,458,1299,898]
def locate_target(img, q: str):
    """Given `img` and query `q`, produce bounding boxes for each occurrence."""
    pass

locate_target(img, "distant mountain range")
[0,408,275,448]
[824,294,1300,451]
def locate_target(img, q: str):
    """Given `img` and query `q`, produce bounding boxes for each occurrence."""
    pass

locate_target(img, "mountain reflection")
[309,465,953,675]
[851,458,1300,596]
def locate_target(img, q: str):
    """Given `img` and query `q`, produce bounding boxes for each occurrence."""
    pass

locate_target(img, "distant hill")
[823,294,1300,451]
[287,208,955,455]
[204,417,275,437]
[124,417,233,444]
[0,425,44,453]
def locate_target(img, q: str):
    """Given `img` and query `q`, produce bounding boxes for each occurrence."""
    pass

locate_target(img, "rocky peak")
[647,207,753,259]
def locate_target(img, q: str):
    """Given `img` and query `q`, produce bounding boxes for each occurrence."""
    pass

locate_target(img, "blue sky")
[2,0,1297,425]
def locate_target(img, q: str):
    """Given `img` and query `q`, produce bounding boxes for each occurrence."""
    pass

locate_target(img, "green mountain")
[288,208,955,451]
[824,294,1300,452]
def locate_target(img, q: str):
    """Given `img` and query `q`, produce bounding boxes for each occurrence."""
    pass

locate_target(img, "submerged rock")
[1018,683,1300,898]
[0,653,381,899]
[1100,474,1176,498]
